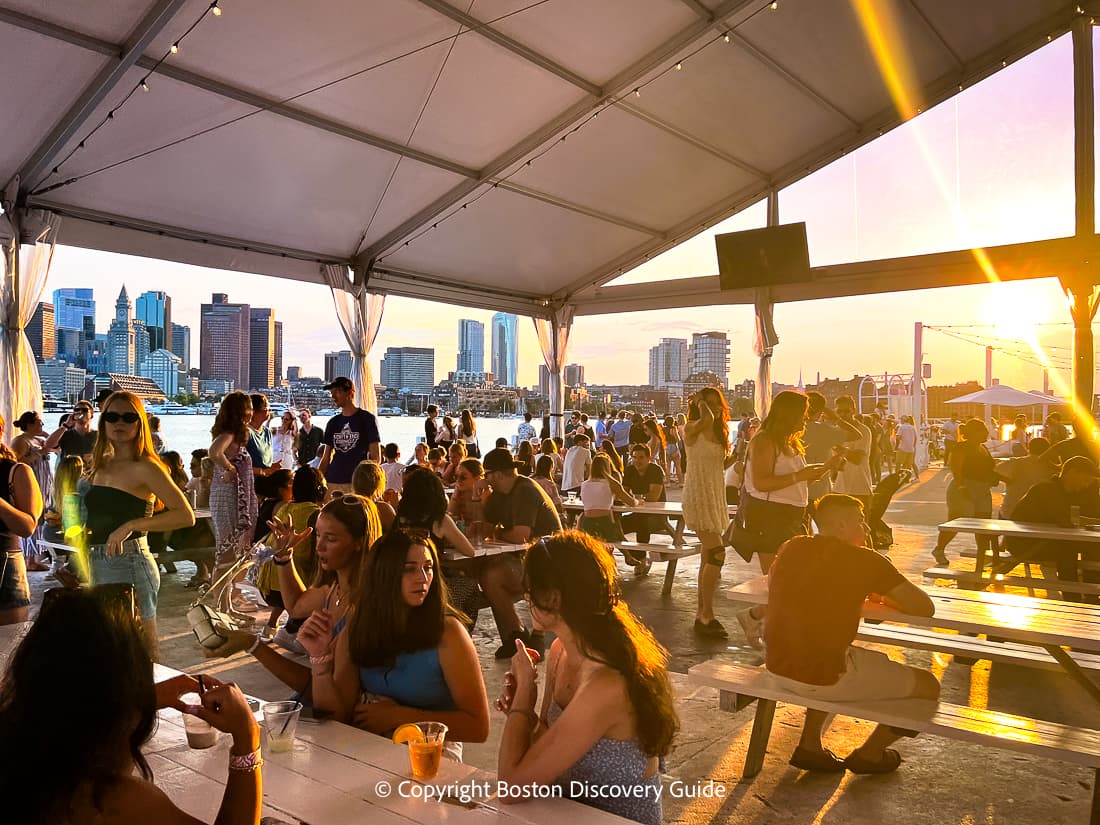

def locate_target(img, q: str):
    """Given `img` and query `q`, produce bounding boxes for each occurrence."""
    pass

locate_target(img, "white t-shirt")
[381,461,404,492]
[895,423,917,452]
[833,419,873,496]
[561,446,592,492]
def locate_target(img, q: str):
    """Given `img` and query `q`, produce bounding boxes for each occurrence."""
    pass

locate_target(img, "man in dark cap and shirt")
[318,377,381,495]
[479,447,562,658]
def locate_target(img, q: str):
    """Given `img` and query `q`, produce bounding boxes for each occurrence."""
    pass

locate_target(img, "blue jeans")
[89,545,160,620]
[0,551,30,610]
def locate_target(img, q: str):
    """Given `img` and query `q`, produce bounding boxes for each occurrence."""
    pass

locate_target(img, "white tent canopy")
[0,0,1085,315]
[946,385,1064,407]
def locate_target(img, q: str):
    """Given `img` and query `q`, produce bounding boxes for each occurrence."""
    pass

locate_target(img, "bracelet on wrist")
[507,708,539,726]
[309,653,334,666]
[228,748,264,772]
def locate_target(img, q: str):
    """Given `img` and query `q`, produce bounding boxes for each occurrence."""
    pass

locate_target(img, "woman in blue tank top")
[496,531,678,825]
[303,527,489,754]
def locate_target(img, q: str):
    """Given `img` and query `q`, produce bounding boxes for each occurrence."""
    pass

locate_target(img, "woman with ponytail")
[496,530,677,825]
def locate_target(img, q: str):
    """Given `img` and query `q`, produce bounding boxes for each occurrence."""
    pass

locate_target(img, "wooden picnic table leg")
[1045,645,1100,707]
[672,516,686,547]
[662,557,677,596]
[1090,768,1100,825]
[742,698,776,780]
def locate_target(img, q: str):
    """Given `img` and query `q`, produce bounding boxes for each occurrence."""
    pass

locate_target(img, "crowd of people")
[4,377,1099,824]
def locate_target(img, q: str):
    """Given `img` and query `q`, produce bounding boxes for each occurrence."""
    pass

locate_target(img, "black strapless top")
[85,486,153,544]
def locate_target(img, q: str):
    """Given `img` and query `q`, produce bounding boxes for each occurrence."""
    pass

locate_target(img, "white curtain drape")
[323,264,385,414]
[753,288,777,419]
[1,209,60,437]
[533,304,574,438]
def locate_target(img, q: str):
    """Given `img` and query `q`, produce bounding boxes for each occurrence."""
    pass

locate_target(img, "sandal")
[736,607,764,649]
[843,747,902,774]
[789,746,846,773]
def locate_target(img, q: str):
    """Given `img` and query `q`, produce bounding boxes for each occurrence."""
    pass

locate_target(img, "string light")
[170,42,179,54]
[724,32,731,42]
[675,61,683,70]
[211,1,222,15]
[633,88,641,97]
[770,1,778,9]
[141,80,150,92]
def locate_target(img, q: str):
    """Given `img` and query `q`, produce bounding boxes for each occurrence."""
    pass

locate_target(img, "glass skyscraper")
[135,290,172,352]
[490,312,517,387]
[457,319,484,373]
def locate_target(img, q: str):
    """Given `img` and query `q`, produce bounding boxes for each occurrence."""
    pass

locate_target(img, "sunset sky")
[49,31,1087,395]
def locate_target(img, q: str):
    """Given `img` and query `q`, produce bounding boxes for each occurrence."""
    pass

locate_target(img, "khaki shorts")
[771,646,920,702]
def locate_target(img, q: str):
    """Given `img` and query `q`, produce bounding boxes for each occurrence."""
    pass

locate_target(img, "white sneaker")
[737,607,764,650]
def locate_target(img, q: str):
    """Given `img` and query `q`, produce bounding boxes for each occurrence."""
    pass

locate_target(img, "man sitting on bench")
[766,493,939,774]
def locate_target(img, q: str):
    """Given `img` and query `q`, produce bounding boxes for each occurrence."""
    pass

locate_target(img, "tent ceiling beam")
[572,234,1100,316]
[494,182,665,236]
[11,0,190,190]
[904,0,965,70]
[412,0,601,97]
[368,265,546,316]
[616,102,766,177]
[556,2,1082,301]
[29,199,344,268]
[355,0,762,265]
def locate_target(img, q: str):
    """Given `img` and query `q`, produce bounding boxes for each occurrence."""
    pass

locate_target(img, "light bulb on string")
[675,61,683,71]
[211,2,222,15]
[170,42,179,54]
[724,32,731,42]
[770,1,778,9]
[633,88,640,97]
[141,80,150,92]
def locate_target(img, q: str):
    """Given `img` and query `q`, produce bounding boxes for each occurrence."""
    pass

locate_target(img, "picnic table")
[728,575,1100,705]
[938,517,1100,581]
[441,539,528,561]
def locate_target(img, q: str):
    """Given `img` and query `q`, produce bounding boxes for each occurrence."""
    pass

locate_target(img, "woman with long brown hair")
[207,391,257,618]
[735,391,840,648]
[85,391,194,657]
[497,530,677,825]
[455,408,480,458]
[305,528,489,758]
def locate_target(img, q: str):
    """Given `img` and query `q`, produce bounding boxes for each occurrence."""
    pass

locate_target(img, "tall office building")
[689,331,730,388]
[273,321,283,385]
[324,350,353,383]
[200,293,250,391]
[538,364,550,399]
[564,364,585,386]
[27,302,55,361]
[107,286,135,374]
[140,348,182,396]
[53,287,95,332]
[490,312,518,387]
[135,290,171,352]
[84,335,108,375]
[170,323,191,372]
[286,366,301,382]
[380,347,435,394]
[132,319,150,370]
[648,337,689,388]
[249,308,276,389]
[457,319,485,373]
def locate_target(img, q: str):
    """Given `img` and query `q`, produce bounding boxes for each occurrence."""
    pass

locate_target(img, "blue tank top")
[358,648,455,710]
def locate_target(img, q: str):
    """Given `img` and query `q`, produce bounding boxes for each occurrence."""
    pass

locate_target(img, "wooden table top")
[939,517,1100,543]
[728,576,1100,653]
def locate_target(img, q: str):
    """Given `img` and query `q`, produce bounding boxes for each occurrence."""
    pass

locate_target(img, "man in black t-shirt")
[424,405,439,449]
[296,409,324,468]
[318,377,381,495]
[45,400,97,463]
[621,443,673,543]
[481,448,562,659]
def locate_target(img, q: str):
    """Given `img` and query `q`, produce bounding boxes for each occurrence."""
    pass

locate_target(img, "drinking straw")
[279,707,293,735]
[197,674,205,697]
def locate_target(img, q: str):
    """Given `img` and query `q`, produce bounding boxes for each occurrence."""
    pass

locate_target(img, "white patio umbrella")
[946,385,1064,407]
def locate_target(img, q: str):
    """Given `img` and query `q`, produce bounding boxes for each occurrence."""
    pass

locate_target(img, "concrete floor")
[25,463,1100,824]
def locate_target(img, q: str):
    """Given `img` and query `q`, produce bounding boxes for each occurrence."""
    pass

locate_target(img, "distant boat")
[315,408,340,416]
[378,406,404,416]
[145,401,197,415]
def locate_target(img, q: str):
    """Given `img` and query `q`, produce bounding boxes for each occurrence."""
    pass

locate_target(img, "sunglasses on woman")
[102,411,141,424]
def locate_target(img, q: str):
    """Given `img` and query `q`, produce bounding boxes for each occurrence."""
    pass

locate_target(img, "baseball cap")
[482,448,522,473]
[323,376,353,391]
[1061,455,1100,478]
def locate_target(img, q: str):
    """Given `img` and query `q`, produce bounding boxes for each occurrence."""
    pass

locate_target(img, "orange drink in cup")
[393,722,448,780]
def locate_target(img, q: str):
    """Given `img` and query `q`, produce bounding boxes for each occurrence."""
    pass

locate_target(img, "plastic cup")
[181,693,218,749]
[263,700,302,753]
[409,721,447,780]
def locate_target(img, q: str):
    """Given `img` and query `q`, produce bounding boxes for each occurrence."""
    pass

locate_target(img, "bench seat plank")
[689,660,1100,768]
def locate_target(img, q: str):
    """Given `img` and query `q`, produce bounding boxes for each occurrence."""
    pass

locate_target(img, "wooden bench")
[611,540,701,596]
[688,659,1100,821]
[855,624,1100,672]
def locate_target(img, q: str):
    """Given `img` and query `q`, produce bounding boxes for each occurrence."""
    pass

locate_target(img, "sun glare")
[980,282,1055,341]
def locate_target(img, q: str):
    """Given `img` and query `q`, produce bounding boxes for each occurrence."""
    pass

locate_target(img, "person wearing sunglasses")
[45,399,97,464]
[496,531,676,825]
[84,392,195,659]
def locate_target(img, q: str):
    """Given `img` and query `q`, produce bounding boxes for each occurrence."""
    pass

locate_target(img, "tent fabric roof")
[0,0,1079,315]
[946,384,1064,407]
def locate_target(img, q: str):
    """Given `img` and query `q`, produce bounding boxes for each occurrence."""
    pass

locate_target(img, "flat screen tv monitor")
[715,222,811,290]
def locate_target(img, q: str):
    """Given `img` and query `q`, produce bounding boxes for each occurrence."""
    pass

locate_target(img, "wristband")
[507,708,539,726]
[309,654,334,666]
[228,748,264,772]
[247,634,263,655]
